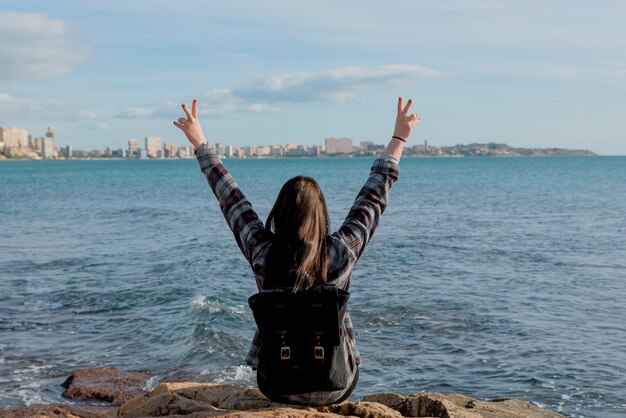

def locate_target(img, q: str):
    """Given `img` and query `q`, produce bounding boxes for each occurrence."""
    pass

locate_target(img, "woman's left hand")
[173,99,207,148]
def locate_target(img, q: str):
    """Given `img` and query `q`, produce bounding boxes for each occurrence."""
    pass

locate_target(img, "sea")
[0,156,625,417]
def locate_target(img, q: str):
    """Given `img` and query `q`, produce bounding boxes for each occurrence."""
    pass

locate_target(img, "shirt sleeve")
[332,154,399,262]
[195,143,271,268]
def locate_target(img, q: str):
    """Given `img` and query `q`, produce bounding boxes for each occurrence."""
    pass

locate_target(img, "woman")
[174,98,420,405]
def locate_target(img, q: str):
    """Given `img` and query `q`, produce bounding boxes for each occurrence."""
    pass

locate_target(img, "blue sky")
[1,1,625,154]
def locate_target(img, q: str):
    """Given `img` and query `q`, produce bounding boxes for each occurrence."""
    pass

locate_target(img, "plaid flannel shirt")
[195,143,399,404]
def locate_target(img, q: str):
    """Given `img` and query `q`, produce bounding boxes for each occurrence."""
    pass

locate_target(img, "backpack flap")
[248,286,351,394]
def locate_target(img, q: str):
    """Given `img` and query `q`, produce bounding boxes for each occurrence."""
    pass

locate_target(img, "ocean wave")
[144,375,161,391]
[191,295,246,316]
[191,295,222,313]
[14,382,51,407]
[202,365,256,385]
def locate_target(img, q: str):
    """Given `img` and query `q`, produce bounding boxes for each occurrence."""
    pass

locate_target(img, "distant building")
[145,136,161,158]
[1,127,29,156]
[325,137,353,154]
[164,143,181,158]
[270,145,283,157]
[308,145,322,157]
[64,145,72,158]
[286,145,307,157]
[29,135,43,153]
[72,150,89,158]
[40,127,58,159]
[360,141,374,151]
[257,145,271,156]
[180,146,193,158]
[42,137,55,159]
[128,139,139,156]
[243,146,254,157]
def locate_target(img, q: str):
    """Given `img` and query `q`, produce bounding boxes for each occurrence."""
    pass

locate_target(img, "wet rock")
[316,400,403,417]
[2,403,115,418]
[363,391,566,417]
[61,367,150,405]
[116,382,401,417]
[10,375,566,418]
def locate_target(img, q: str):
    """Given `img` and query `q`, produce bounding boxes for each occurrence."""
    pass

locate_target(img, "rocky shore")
[3,368,566,418]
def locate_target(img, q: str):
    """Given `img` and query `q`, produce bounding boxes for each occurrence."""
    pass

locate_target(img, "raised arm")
[333,97,420,261]
[174,100,271,268]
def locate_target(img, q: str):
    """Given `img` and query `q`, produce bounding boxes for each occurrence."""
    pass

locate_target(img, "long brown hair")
[265,176,330,291]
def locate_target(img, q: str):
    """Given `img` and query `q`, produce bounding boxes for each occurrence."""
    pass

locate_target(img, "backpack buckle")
[280,346,291,360]
[314,346,325,359]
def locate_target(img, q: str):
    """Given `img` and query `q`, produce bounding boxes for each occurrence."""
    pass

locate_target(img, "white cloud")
[115,107,155,118]
[0,92,64,114]
[116,89,282,119]
[79,110,97,121]
[0,92,107,131]
[247,103,281,113]
[235,65,447,103]
[116,64,445,119]
[0,11,91,85]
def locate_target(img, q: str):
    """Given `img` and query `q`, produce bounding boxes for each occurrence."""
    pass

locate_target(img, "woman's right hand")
[393,97,421,141]
[173,99,207,149]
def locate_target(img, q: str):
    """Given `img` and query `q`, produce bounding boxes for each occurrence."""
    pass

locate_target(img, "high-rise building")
[0,127,29,156]
[164,143,181,158]
[42,137,55,159]
[145,136,161,158]
[39,127,57,159]
[179,146,193,158]
[29,135,43,153]
[128,139,139,155]
[325,137,353,154]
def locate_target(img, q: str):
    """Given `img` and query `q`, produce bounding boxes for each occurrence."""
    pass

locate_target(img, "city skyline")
[1,2,625,154]
[1,123,594,160]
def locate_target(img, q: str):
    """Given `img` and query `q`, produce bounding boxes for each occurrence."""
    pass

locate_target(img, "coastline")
[0,153,604,162]
[3,368,566,418]
[0,142,598,161]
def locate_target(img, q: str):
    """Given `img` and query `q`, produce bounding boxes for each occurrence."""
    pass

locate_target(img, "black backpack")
[248,285,350,395]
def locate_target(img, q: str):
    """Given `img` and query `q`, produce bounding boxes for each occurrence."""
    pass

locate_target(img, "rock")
[363,391,566,418]
[360,393,409,413]
[61,367,150,405]
[316,400,403,417]
[2,403,115,418]
[10,373,566,418]
[115,382,401,417]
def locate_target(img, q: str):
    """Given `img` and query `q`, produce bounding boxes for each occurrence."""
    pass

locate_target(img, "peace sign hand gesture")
[173,99,207,149]
[393,97,421,141]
